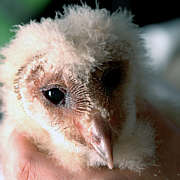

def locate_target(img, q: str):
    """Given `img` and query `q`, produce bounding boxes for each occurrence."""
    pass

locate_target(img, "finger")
[1,130,36,179]
[3,130,75,180]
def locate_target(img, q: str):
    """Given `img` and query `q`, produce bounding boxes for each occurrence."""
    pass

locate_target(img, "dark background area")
[38,0,180,27]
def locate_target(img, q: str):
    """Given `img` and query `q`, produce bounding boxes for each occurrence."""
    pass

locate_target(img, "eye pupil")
[43,88,65,105]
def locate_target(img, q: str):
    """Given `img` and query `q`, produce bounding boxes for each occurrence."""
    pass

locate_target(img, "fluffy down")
[0,4,155,172]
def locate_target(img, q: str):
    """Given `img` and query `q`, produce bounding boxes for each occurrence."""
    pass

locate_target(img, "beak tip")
[108,161,114,169]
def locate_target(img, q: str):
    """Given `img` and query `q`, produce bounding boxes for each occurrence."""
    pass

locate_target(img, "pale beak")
[74,111,114,169]
[90,119,114,169]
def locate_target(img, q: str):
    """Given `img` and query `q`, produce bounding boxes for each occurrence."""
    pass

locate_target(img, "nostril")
[92,134,101,145]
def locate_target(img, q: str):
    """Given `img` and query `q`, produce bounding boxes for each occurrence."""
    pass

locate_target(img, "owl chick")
[0,4,155,173]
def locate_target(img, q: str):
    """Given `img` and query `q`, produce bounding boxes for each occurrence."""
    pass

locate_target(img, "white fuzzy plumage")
[0,4,155,172]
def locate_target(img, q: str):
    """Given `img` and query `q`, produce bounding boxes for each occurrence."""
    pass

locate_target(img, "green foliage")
[0,13,14,46]
[0,0,50,47]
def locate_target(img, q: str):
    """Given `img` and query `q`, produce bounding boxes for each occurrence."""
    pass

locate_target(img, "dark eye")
[101,68,122,91]
[42,88,65,105]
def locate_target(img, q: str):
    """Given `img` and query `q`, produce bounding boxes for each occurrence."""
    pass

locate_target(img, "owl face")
[13,46,132,168]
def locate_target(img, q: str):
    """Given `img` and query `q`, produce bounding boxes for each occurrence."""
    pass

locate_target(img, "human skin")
[1,101,180,180]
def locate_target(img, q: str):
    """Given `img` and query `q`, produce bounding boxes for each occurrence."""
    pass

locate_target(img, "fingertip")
[8,130,39,159]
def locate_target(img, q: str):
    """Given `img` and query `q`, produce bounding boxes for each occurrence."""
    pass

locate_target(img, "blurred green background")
[0,0,50,47]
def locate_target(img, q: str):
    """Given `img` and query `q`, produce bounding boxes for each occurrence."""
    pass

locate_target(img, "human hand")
[1,130,77,180]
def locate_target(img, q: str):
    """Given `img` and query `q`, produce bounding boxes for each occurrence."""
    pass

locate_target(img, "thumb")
[2,130,74,180]
[2,130,38,179]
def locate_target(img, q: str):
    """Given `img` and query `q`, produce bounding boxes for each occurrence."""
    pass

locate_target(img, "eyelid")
[40,84,67,93]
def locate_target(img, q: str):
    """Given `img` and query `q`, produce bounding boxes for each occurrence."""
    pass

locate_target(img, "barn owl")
[0,4,155,173]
